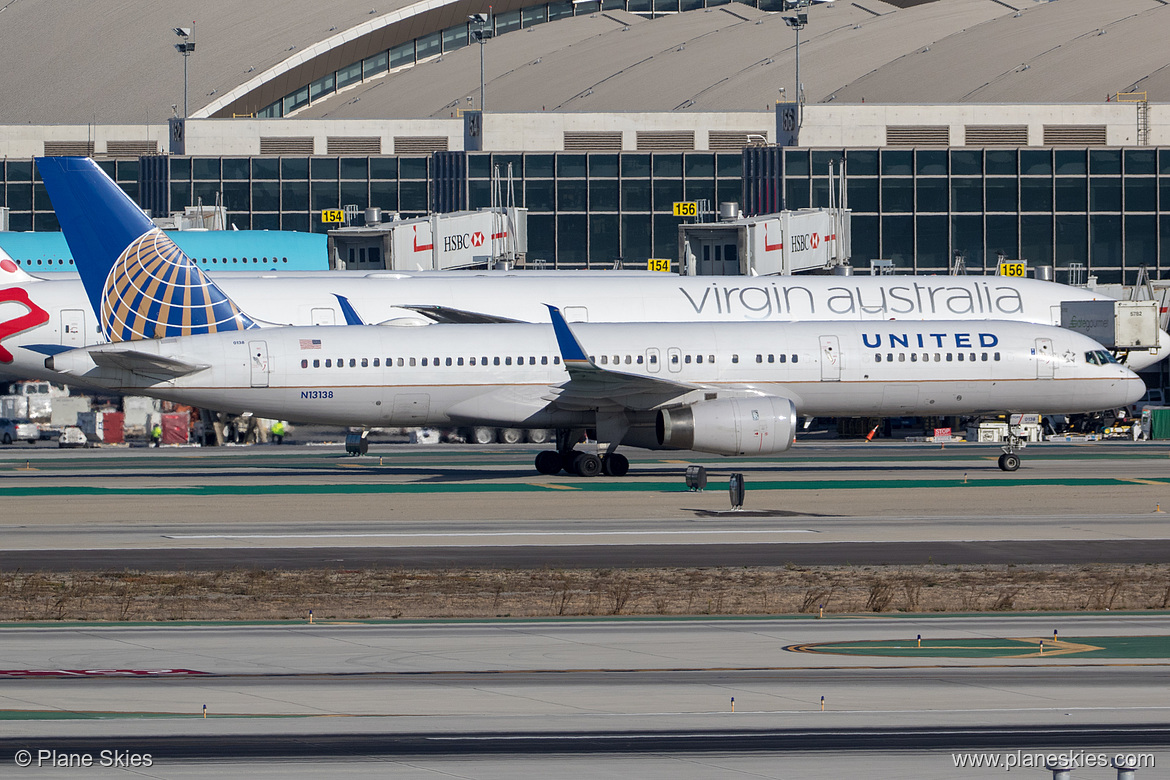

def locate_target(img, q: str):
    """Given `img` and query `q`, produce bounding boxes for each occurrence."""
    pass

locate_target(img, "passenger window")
[756,354,763,363]
[731,354,738,364]
[481,356,487,365]
[506,357,513,366]
[409,357,416,366]
[325,359,332,367]
[554,356,561,364]
[899,354,906,362]
[778,354,786,364]
[911,354,918,362]
[671,354,679,364]
[946,353,952,362]
[957,353,964,362]
[684,355,691,364]
[994,352,1001,361]
[470,357,477,366]
[494,357,500,366]
[349,358,356,368]
[981,352,989,361]
[696,355,703,364]
[457,357,464,366]
[374,358,380,367]
[446,357,453,366]
[792,355,798,363]
[969,353,976,361]
[530,357,537,365]
[600,355,608,365]
[709,355,714,363]
[422,358,428,366]
[625,356,632,365]
[398,358,405,367]
[361,358,369,368]
[301,359,308,369]
[648,354,656,364]
[934,353,941,362]
[541,356,548,365]
[313,359,320,368]
[768,354,775,363]
[875,354,882,363]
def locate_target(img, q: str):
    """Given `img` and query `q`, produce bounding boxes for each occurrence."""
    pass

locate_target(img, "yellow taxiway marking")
[529,483,582,491]
[1123,478,1169,486]
[1007,638,1105,658]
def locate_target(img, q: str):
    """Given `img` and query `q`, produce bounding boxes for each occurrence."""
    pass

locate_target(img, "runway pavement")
[1,441,1168,569]
[3,442,1170,776]
[1,615,1168,777]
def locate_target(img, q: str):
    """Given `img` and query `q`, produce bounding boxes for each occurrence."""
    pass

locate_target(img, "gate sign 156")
[673,202,697,218]
[998,262,1026,277]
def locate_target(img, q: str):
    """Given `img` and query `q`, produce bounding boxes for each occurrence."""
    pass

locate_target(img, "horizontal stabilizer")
[21,343,74,356]
[89,349,208,378]
[398,305,525,325]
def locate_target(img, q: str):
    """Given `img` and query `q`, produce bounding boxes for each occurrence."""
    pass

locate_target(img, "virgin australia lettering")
[678,280,1024,319]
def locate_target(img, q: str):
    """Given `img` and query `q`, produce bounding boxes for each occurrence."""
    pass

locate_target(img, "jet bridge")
[328,207,527,271]
[678,205,851,276]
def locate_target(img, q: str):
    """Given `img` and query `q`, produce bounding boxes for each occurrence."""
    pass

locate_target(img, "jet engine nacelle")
[656,396,797,456]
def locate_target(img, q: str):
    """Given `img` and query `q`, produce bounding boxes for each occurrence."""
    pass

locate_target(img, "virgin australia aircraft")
[3,157,1165,390]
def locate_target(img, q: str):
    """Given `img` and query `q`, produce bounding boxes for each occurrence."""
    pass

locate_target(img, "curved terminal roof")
[1,0,1167,125]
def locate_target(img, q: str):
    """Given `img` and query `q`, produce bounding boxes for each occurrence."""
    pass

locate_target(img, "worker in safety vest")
[150,423,162,448]
[271,420,286,445]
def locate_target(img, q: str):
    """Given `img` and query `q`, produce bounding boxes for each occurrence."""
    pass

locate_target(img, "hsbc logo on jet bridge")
[789,233,821,252]
[443,232,487,252]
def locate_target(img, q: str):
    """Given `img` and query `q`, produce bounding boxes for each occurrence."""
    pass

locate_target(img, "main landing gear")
[534,429,630,477]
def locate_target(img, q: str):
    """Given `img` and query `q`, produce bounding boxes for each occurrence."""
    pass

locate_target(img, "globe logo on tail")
[100,229,255,342]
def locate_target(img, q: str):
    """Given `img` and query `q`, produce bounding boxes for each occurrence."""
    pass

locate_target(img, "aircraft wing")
[88,349,209,379]
[396,305,526,325]
[543,304,699,412]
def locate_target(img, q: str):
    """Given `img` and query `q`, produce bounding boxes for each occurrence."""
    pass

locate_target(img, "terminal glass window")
[442,24,469,50]
[310,73,335,102]
[389,42,414,69]
[416,32,441,60]
[336,61,362,90]
[282,181,309,211]
[364,51,389,78]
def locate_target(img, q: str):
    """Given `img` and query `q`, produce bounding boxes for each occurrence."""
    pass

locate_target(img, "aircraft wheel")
[602,453,629,477]
[1,433,10,445]
[471,426,497,444]
[998,453,1020,472]
[572,452,602,478]
[534,450,562,475]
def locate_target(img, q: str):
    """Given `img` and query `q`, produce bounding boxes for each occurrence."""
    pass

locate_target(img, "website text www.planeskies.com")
[952,750,1155,771]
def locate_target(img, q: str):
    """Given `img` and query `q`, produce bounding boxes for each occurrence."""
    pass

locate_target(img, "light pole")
[783,3,808,127]
[470,13,493,111]
[173,26,196,119]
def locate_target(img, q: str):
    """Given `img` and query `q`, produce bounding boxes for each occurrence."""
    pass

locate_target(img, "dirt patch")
[2,564,1170,622]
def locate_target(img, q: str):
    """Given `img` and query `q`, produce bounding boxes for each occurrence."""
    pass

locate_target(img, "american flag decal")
[300,338,322,350]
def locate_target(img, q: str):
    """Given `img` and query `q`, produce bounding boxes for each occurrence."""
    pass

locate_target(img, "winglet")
[333,294,366,326]
[546,304,593,367]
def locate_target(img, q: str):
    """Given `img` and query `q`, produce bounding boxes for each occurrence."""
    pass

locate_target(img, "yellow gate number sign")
[998,262,1026,277]
[647,258,672,273]
[672,201,698,218]
[321,209,345,224]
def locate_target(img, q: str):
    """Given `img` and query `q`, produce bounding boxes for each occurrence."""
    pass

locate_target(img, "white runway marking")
[162,529,816,540]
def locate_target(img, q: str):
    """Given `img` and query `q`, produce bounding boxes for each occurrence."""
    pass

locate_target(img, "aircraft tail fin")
[0,247,39,285]
[34,156,255,343]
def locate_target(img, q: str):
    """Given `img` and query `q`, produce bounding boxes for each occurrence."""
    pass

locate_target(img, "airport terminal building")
[2,0,1170,284]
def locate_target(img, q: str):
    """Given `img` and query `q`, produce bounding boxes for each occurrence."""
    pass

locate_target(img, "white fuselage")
[53,320,1145,445]
[3,271,1167,385]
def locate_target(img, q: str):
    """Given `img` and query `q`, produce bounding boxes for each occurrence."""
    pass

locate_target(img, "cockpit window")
[1084,350,1118,365]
